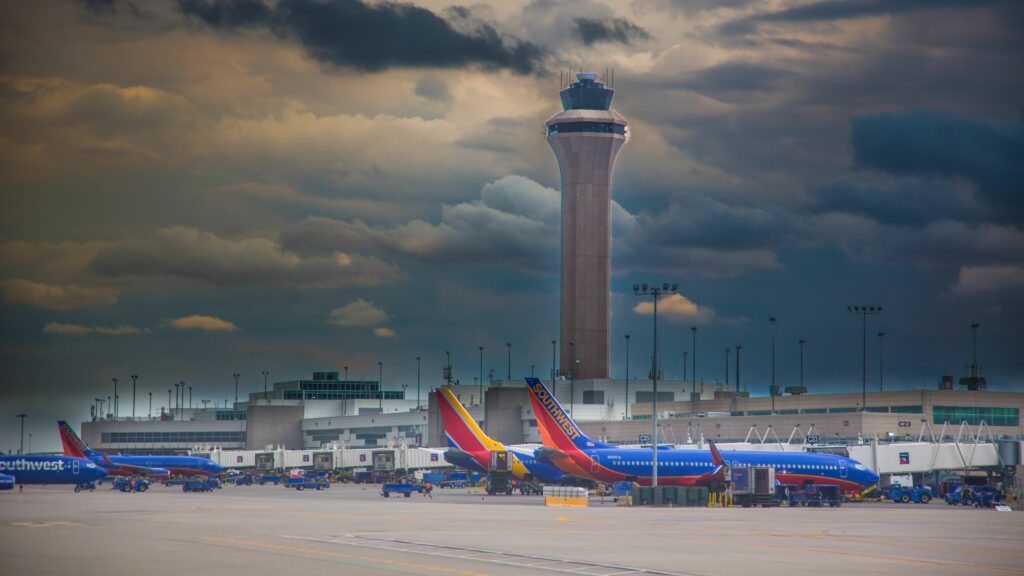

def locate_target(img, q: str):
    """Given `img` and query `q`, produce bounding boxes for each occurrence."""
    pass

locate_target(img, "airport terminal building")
[80,370,1022,458]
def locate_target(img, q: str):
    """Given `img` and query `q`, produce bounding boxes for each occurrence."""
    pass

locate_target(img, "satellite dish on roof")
[577,72,599,81]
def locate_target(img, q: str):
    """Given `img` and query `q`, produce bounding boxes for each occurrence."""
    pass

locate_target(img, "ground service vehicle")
[889,485,933,503]
[286,476,328,491]
[382,483,425,497]
[183,478,220,492]
[113,478,149,492]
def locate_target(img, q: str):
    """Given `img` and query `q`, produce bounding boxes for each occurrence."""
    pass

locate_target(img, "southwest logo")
[532,382,579,441]
[0,459,66,472]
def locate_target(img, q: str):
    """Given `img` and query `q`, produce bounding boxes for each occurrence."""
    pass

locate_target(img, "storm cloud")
[177,0,547,73]
[849,109,1024,220]
[573,16,650,46]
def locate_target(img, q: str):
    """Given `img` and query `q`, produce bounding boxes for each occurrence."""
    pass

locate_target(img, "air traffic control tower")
[547,72,628,381]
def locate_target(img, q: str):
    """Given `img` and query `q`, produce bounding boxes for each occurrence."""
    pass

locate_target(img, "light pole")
[568,340,575,402]
[506,342,511,381]
[725,348,731,388]
[847,306,882,411]
[877,332,885,391]
[166,390,170,419]
[531,364,536,377]
[550,339,557,396]
[633,282,678,489]
[343,366,348,380]
[188,386,192,410]
[27,433,31,455]
[691,326,697,412]
[233,373,240,403]
[95,398,104,421]
[971,322,980,377]
[735,345,742,392]
[571,359,581,418]
[624,334,630,419]
[479,346,484,401]
[769,317,777,413]
[173,383,180,420]
[416,356,421,410]
[112,377,119,418]
[378,361,383,410]
[130,374,138,419]
[799,339,806,391]
[683,351,688,382]
[261,370,269,403]
[691,326,697,383]
[16,414,26,455]
[445,350,452,386]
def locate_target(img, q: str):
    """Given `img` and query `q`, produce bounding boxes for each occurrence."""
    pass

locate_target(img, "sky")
[1,0,1022,453]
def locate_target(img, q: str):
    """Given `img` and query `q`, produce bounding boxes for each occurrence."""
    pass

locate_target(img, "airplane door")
[590,455,600,474]
[839,460,847,478]
[73,460,80,475]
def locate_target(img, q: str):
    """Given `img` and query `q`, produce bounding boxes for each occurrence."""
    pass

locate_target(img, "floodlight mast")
[847,305,882,411]
[632,282,677,488]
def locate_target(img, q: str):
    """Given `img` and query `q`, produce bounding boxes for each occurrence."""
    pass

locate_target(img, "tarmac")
[1,483,1022,576]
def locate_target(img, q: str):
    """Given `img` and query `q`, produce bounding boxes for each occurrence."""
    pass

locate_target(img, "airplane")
[0,455,108,489]
[437,386,564,484]
[524,377,880,492]
[58,421,222,476]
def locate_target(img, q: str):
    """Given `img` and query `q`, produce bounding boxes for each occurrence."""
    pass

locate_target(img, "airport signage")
[806,434,820,444]
[638,434,651,443]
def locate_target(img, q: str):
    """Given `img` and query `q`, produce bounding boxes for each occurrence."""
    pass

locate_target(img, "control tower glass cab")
[547,72,628,381]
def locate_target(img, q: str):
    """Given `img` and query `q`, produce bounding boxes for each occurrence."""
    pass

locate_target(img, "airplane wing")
[97,454,170,477]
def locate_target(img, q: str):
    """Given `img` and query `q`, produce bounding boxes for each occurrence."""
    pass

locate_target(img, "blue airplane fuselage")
[535,445,879,490]
[98,454,223,476]
[0,455,108,485]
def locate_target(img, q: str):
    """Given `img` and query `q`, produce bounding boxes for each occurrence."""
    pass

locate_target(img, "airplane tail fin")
[58,420,99,459]
[436,387,503,453]
[695,440,729,487]
[709,440,724,467]
[524,378,613,452]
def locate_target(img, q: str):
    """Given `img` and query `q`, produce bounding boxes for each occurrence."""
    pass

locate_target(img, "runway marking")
[9,521,80,528]
[556,515,616,525]
[652,532,1024,575]
[188,504,274,511]
[284,534,698,576]
[205,536,488,575]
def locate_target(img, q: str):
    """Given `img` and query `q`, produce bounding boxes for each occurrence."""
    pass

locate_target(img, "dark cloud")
[633,194,800,251]
[721,0,991,35]
[74,0,140,16]
[667,61,794,101]
[814,177,988,227]
[654,0,756,15]
[177,0,547,73]
[849,109,1024,221]
[89,226,404,288]
[573,16,651,46]
[414,75,450,102]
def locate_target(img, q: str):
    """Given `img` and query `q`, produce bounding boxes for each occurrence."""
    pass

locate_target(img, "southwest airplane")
[0,455,108,488]
[59,421,222,476]
[437,386,564,483]
[524,377,879,492]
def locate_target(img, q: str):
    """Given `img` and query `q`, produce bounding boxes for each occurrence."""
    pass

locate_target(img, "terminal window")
[933,406,1019,427]
[102,431,245,444]
[582,391,605,405]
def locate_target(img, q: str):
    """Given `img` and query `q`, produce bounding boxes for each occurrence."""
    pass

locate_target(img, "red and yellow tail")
[58,420,94,459]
